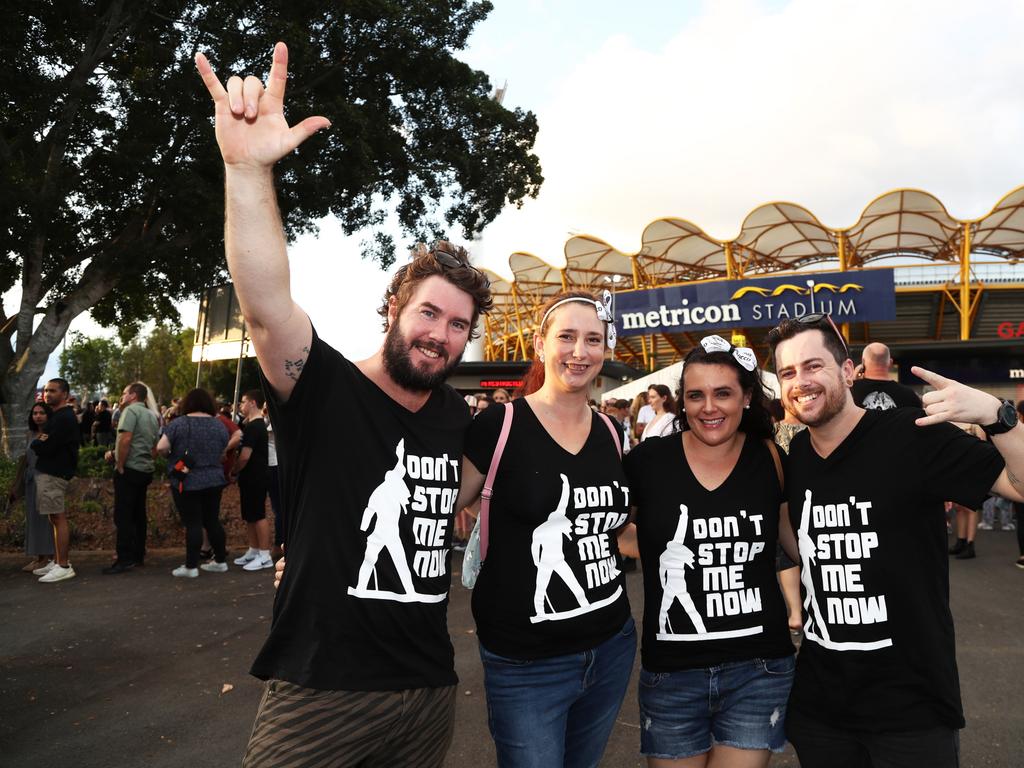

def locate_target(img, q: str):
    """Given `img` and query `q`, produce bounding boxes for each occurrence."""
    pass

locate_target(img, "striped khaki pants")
[243,680,456,768]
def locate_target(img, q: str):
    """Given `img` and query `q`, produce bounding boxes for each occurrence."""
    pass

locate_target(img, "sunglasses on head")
[433,248,490,290]
[767,312,849,358]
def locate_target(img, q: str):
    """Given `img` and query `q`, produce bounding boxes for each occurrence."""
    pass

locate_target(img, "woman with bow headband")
[619,335,800,768]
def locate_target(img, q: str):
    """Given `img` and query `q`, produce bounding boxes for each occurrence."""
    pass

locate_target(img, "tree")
[61,326,262,407]
[58,332,119,402]
[1,1,543,452]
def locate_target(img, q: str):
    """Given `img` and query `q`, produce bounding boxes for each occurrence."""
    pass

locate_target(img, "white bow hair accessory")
[699,335,757,371]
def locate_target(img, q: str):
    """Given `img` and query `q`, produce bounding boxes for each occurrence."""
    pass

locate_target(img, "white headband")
[540,290,617,349]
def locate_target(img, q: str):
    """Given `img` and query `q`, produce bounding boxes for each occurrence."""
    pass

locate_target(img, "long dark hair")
[648,383,676,415]
[518,290,608,397]
[28,402,52,434]
[677,344,774,441]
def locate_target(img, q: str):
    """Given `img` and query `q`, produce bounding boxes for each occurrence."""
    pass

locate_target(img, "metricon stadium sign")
[615,269,896,336]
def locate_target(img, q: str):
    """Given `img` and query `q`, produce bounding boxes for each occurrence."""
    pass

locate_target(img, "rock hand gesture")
[195,42,330,170]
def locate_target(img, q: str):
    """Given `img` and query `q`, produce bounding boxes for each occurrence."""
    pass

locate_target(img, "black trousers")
[171,485,227,568]
[268,466,285,546]
[787,707,960,768]
[113,468,152,564]
[1015,502,1024,556]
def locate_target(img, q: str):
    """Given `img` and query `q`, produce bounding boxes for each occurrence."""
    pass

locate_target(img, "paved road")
[2,531,1021,767]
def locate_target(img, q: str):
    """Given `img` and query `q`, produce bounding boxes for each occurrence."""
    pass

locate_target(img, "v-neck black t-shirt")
[464,399,632,660]
[786,408,1004,731]
[624,434,792,671]
[250,328,470,691]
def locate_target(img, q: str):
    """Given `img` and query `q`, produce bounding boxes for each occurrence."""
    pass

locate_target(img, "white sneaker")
[172,565,199,578]
[233,550,258,565]
[39,564,75,583]
[32,560,56,576]
[243,555,274,572]
[200,561,228,573]
[977,522,994,530]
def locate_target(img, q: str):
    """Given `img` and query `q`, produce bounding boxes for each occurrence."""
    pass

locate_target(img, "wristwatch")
[981,399,1019,437]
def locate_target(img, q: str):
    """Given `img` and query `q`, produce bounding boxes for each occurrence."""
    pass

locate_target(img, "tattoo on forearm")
[283,346,310,381]
[1008,468,1023,494]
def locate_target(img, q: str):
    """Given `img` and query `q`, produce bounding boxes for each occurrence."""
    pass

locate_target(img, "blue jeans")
[479,616,637,768]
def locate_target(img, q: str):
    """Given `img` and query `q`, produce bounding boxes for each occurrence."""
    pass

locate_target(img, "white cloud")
[472,0,1024,271]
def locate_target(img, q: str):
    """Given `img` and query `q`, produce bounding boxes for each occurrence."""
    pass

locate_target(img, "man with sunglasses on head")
[767,313,1024,768]
[196,43,492,767]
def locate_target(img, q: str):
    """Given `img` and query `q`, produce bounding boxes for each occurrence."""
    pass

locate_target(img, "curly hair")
[377,240,493,341]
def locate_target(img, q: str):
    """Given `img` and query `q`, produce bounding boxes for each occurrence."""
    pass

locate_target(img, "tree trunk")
[1,385,37,458]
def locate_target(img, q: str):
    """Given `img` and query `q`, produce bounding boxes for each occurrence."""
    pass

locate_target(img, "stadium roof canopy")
[481,186,1024,368]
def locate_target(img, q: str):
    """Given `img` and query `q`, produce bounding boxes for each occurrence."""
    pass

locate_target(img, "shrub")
[77,446,112,479]
[0,454,19,499]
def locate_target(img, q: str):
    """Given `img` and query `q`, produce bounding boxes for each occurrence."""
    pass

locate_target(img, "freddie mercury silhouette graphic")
[658,505,706,634]
[349,439,445,603]
[798,488,892,651]
[529,474,624,623]
[532,474,590,617]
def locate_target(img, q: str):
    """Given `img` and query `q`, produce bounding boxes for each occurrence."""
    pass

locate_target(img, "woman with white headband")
[457,289,634,768]
[620,336,799,768]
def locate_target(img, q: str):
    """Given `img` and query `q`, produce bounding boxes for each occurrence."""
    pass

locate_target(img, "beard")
[786,377,847,428]
[382,319,462,392]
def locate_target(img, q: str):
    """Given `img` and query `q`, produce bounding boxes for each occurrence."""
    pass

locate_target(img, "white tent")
[602,362,780,403]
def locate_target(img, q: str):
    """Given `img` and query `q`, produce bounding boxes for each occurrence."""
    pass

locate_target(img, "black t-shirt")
[250,329,471,691]
[32,405,79,479]
[238,418,268,486]
[624,434,792,671]
[851,379,921,411]
[464,399,631,660]
[94,409,112,433]
[786,408,1004,731]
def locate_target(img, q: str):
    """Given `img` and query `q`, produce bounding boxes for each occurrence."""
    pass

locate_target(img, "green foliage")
[3,1,542,335]
[61,324,261,405]
[76,499,104,516]
[59,333,120,401]
[0,454,19,500]
[77,445,113,479]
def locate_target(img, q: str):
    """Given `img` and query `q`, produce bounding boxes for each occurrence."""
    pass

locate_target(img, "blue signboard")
[614,270,896,337]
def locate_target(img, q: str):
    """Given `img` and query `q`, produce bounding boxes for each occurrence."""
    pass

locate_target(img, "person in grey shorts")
[31,378,80,583]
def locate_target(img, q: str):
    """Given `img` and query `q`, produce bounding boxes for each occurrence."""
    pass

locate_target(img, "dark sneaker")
[102,561,135,575]
[955,542,976,560]
[948,539,967,555]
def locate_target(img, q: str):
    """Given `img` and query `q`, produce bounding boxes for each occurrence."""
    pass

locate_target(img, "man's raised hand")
[195,42,330,169]
[913,366,1002,427]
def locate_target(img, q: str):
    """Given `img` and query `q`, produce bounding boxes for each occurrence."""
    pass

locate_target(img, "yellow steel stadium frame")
[480,186,1024,371]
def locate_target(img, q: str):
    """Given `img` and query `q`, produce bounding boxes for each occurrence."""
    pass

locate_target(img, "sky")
[33,0,1024,382]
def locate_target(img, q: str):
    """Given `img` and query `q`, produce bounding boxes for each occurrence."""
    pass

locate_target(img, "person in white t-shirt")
[641,384,678,441]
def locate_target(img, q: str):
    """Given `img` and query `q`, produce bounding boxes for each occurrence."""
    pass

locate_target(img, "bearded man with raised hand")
[196,42,492,768]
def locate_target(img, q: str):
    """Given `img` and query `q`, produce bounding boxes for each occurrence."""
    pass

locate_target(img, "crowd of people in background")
[12,379,285,582]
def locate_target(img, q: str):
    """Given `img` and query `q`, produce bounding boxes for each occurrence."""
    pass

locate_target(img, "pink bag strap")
[480,402,514,561]
[598,412,623,458]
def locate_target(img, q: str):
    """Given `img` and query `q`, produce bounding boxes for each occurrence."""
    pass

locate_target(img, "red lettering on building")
[997,321,1024,339]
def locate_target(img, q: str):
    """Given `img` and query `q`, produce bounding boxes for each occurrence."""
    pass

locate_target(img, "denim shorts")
[638,654,795,759]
